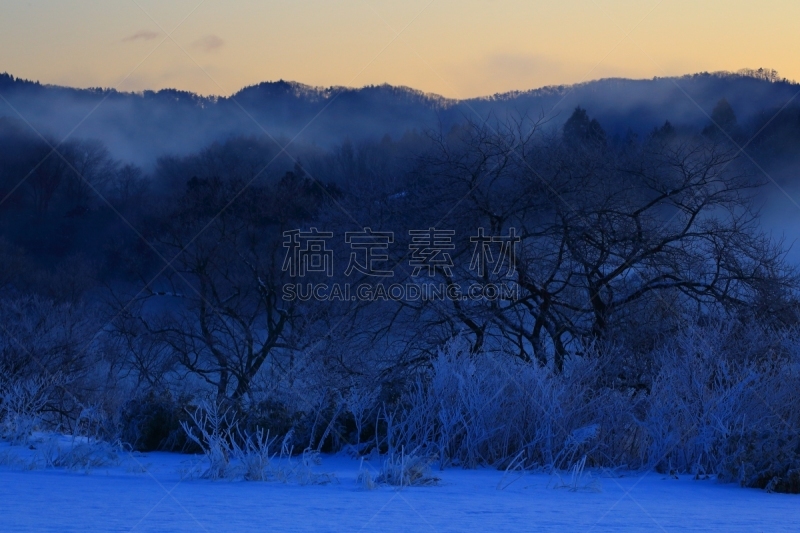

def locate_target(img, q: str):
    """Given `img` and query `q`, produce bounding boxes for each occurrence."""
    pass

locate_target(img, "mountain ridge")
[1,68,798,166]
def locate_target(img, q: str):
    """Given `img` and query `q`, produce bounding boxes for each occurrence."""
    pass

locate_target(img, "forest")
[1,70,800,493]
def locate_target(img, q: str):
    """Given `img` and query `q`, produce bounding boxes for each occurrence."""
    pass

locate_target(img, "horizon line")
[1,67,794,103]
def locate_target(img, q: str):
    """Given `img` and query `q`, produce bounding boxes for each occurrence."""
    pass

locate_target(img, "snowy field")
[0,439,797,532]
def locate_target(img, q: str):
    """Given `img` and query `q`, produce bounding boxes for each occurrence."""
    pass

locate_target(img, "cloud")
[122,30,160,42]
[191,35,224,53]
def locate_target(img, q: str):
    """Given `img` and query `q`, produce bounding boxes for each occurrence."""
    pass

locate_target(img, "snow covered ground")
[0,439,796,532]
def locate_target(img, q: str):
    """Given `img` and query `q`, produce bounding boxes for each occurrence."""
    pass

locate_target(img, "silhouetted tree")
[703,98,739,140]
[413,116,795,375]
[563,107,606,148]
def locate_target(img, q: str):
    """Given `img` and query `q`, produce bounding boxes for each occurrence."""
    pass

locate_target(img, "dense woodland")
[1,70,800,492]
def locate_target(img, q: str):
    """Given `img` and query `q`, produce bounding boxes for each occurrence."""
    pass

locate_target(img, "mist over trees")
[2,69,800,492]
[2,68,800,166]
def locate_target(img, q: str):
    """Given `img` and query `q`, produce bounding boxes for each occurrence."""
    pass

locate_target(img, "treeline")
[3,69,800,166]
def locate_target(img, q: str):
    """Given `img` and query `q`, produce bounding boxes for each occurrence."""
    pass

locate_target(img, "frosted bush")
[387,337,616,471]
[18,434,123,472]
[181,401,236,480]
[375,448,439,487]
[0,375,58,444]
[181,401,336,484]
[641,322,800,492]
[51,440,122,472]
[232,427,277,481]
[344,383,379,453]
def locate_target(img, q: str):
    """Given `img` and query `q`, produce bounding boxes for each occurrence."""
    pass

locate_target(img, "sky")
[1,0,798,99]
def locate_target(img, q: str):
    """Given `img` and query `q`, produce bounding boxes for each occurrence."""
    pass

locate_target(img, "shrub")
[181,401,336,484]
[241,398,300,444]
[386,338,617,470]
[119,391,197,452]
[721,429,800,493]
[641,322,800,492]
[48,440,122,472]
[0,374,61,444]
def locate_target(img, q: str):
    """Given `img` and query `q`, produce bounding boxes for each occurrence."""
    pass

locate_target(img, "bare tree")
[117,161,338,403]
[404,113,795,372]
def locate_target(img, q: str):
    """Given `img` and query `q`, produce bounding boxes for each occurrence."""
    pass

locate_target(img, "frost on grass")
[180,401,336,484]
[374,448,440,488]
[356,458,378,490]
[34,435,122,472]
[3,321,799,494]
[551,456,602,493]
[0,433,123,473]
[0,374,123,473]
[371,329,800,493]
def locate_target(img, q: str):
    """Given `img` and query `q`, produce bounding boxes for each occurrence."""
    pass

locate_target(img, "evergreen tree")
[563,107,606,148]
[702,98,739,139]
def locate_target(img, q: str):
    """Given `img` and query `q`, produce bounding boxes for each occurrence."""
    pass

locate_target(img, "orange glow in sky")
[1,0,798,98]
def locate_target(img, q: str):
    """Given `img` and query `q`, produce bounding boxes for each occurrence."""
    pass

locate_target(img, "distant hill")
[0,69,798,166]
